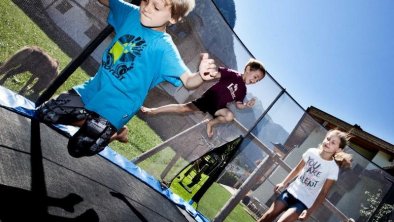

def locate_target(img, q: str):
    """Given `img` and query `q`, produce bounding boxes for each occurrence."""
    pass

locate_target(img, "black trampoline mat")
[0,107,194,221]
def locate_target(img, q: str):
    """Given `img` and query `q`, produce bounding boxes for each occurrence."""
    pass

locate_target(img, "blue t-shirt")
[74,0,189,130]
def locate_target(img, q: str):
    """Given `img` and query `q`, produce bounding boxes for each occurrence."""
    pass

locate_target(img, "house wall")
[43,0,109,64]
[372,151,394,168]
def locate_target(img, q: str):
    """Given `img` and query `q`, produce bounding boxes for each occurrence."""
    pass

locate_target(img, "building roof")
[306,106,394,154]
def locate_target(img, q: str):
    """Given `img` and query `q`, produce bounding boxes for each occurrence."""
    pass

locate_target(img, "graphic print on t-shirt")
[227,83,238,99]
[298,156,322,189]
[102,34,146,80]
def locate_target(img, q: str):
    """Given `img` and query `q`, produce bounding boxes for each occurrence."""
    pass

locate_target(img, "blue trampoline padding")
[100,148,210,222]
[0,86,210,222]
[0,85,36,116]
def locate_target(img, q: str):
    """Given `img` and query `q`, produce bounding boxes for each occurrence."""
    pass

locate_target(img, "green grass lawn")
[170,170,256,222]
[0,2,257,221]
[198,183,256,222]
[0,1,88,96]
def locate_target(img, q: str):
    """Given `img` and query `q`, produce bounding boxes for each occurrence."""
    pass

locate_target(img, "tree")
[360,189,393,222]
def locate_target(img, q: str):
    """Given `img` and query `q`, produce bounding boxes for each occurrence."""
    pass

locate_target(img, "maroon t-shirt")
[193,67,246,116]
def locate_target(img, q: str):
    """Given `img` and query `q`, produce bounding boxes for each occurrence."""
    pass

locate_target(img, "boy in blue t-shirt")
[37,0,217,157]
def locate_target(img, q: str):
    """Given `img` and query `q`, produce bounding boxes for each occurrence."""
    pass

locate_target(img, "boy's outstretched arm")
[235,98,256,109]
[180,53,219,89]
[98,0,109,7]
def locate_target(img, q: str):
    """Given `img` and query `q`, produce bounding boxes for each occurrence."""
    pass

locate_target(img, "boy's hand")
[199,53,217,80]
[245,98,256,108]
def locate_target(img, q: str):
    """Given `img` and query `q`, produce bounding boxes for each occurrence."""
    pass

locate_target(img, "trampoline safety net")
[0,0,393,222]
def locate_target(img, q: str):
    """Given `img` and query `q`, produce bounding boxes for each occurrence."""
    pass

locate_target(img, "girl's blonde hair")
[334,151,353,168]
[326,129,353,168]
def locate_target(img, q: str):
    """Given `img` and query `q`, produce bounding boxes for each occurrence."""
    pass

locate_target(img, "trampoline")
[0,87,201,221]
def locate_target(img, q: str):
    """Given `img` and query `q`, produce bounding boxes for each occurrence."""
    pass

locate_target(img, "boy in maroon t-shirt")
[141,59,266,138]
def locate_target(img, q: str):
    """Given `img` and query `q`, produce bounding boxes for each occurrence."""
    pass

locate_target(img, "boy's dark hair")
[170,0,195,22]
[244,58,266,77]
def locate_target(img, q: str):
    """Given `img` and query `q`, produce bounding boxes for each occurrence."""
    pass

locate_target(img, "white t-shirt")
[287,148,339,208]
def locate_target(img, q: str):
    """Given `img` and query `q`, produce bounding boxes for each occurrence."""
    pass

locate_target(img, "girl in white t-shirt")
[257,129,352,222]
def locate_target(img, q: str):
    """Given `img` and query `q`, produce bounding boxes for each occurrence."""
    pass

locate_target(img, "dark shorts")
[36,89,117,157]
[192,93,219,117]
[36,89,88,124]
[277,190,308,214]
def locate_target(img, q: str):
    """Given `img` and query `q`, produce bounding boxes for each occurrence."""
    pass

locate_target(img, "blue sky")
[232,0,394,144]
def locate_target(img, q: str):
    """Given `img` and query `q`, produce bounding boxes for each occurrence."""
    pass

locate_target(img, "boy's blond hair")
[169,0,195,22]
